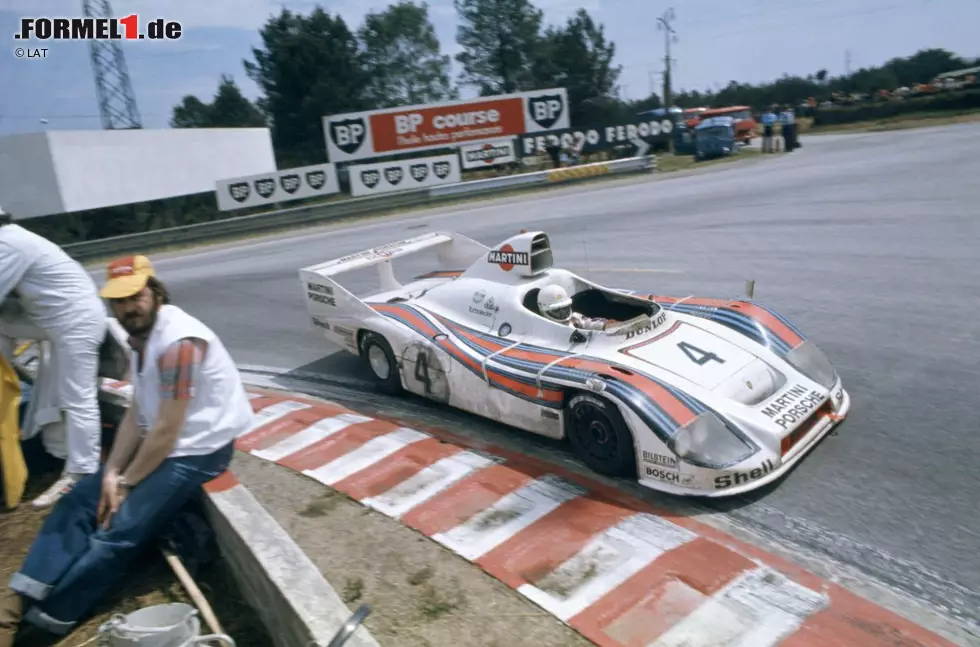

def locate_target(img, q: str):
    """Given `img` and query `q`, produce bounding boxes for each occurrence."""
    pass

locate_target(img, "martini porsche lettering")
[307,281,336,306]
[762,384,826,429]
[714,459,777,489]
[488,250,528,266]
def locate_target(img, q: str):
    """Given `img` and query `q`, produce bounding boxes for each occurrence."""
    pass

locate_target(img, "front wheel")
[566,393,636,477]
[360,332,402,395]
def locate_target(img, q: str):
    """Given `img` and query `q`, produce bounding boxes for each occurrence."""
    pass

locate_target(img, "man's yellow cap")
[99,255,156,299]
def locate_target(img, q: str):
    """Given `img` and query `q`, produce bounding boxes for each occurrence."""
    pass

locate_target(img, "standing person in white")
[0,207,107,508]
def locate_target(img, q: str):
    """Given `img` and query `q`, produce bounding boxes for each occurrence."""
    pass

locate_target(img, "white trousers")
[0,308,107,474]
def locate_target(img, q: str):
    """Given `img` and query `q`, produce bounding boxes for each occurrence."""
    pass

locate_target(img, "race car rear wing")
[297,231,488,324]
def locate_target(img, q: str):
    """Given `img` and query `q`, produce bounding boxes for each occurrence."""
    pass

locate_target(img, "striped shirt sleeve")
[157,337,208,400]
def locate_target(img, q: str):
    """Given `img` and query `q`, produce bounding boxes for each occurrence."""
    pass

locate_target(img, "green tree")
[536,9,621,124]
[359,1,456,108]
[244,7,367,166]
[170,75,265,128]
[454,0,544,95]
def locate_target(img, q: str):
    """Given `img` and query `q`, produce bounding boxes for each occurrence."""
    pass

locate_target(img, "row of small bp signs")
[215,117,675,211]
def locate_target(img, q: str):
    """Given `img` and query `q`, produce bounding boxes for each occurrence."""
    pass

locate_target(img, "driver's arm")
[570,313,608,331]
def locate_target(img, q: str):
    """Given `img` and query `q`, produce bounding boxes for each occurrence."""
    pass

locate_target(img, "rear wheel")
[360,332,402,395]
[566,393,636,477]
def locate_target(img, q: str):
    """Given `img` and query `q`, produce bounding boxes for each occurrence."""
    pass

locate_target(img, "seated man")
[0,255,255,645]
[537,284,610,331]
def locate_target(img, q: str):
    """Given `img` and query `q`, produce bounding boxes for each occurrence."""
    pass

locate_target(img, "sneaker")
[31,472,81,509]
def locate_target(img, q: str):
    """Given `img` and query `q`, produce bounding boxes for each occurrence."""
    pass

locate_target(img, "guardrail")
[63,155,657,262]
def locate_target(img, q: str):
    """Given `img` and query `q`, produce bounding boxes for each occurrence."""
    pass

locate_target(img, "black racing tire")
[360,332,402,396]
[566,393,636,478]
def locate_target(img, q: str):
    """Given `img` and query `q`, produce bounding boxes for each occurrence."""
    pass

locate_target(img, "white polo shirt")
[130,304,254,457]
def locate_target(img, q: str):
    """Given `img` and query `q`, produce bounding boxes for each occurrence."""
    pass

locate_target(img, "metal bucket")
[98,603,235,647]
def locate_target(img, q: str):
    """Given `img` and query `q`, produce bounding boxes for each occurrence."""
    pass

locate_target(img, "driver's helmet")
[538,284,572,322]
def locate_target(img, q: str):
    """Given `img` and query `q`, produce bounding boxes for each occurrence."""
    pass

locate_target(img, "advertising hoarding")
[324,88,569,163]
[215,163,340,211]
[517,118,675,157]
[459,139,517,169]
[348,154,461,197]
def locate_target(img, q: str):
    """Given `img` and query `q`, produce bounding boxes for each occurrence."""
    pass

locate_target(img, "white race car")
[298,230,850,497]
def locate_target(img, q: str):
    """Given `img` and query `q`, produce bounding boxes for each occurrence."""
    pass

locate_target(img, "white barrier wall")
[215,163,341,211]
[348,154,461,197]
[0,128,277,219]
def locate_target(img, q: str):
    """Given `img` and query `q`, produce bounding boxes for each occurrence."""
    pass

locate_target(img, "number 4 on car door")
[677,341,725,365]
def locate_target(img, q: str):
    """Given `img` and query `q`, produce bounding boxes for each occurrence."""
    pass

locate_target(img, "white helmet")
[538,284,572,322]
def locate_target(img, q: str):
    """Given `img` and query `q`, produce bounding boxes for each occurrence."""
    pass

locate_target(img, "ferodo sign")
[215,163,340,211]
[518,118,675,156]
[324,88,569,163]
[459,139,517,169]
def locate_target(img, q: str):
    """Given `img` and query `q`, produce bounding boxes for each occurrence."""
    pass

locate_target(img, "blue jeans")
[9,442,234,635]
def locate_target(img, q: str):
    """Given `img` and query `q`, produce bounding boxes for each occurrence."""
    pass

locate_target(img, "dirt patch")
[0,441,271,647]
[656,146,761,173]
[232,452,597,647]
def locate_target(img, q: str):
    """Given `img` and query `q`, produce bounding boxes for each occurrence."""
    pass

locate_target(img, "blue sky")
[2,0,978,135]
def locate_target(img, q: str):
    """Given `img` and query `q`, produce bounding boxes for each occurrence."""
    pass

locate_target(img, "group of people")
[0,207,255,645]
[760,105,801,152]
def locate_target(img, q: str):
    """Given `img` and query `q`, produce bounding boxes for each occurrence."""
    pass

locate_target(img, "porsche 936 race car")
[297,230,850,497]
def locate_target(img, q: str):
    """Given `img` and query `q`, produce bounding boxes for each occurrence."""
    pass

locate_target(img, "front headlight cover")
[669,412,758,469]
[785,340,837,389]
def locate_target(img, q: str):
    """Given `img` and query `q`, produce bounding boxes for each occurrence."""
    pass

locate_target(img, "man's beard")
[120,307,157,336]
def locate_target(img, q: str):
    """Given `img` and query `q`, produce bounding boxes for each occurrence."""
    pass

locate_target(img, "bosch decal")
[645,466,679,483]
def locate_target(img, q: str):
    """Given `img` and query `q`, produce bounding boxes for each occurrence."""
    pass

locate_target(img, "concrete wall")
[1,128,278,219]
[0,132,65,218]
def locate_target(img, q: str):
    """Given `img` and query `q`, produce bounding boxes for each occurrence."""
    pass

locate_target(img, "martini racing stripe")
[370,303,707,442]
[643,295,805,357]
[371,303,565,407]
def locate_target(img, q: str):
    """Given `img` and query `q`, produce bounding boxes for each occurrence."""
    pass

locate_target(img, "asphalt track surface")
[94,123,980,635]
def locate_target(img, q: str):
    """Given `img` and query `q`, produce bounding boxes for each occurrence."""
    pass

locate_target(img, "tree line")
[172,0,979,167]
[21,0,979,246]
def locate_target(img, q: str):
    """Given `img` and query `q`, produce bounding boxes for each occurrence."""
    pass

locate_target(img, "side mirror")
[570,330,587,344]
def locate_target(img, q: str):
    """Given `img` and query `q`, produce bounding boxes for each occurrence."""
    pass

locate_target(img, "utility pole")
[657,8,677,108]
[845,49,852,75]
[83,0,142,129]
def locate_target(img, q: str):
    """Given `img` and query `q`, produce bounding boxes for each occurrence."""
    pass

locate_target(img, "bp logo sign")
[384,166,404,185]
[280,174,301,194]
[329,117,367,155]
[528,94,565,129]
[228,182,250,203]
[433,161,452,179]
[361,169,381,189]
[306,170,327,190]
[254,178,276,199]
[410,163,429,182]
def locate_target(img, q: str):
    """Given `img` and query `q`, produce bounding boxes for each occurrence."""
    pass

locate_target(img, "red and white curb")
[100,379,959,647]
